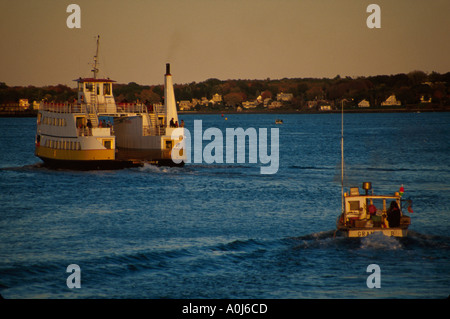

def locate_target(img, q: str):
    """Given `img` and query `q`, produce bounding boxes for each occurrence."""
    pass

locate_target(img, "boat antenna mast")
[91,35,100,79]
[341,100,345,215]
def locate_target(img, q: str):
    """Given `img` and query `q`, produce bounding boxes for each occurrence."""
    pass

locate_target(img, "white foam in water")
[138,163,173,173]
[360,232,403,250]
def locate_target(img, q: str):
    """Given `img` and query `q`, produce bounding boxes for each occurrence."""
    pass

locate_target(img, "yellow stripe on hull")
[35,146,115,161]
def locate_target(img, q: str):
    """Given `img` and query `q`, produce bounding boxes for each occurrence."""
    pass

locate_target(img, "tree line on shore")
[1,70,449,111]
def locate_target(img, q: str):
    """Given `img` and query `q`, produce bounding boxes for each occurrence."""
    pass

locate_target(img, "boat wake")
[0,162,46,171]
[287,229,450,251]
[135,162,185,174]
[359,232,403,250]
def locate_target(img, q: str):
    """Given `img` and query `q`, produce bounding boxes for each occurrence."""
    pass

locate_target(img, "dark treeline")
[1,70,449,110]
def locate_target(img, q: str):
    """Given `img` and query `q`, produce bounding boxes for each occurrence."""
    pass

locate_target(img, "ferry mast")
[91,35,100,79]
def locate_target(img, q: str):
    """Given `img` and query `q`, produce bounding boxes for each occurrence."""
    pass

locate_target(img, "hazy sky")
[1,0,449,87]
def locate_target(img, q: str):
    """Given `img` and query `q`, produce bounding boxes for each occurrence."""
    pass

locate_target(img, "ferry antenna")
[91,35,100,79]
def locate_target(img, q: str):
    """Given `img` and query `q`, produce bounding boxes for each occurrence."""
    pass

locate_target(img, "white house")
[381,95,401,106]
[319,105,332,111]
[210,93,222,104]
[268,101,282,109]
[242,101,257,109]
[178,100,192,110]
[358,99,370,108]
[420,95,431,103]
[19,99,30,109]
[277,92,293,102]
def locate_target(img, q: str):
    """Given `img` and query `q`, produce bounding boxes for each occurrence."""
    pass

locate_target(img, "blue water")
[0,113,449,299]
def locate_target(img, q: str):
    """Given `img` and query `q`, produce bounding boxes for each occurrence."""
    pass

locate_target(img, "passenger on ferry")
[387,201,401,227]
[169,118,175,127]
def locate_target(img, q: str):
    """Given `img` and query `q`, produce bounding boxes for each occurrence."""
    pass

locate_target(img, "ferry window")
[103,83,111,95]
[78,82,83,92]
[103,140,112,149]
[165,140,172,149]
[97,84,100,95]
[76,117,84,128]
[85,83,94,92]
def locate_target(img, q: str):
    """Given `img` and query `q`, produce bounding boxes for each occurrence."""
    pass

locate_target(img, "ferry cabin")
[76,77,117,115]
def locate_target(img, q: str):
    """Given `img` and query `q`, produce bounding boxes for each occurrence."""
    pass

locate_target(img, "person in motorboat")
[387,201,401,227]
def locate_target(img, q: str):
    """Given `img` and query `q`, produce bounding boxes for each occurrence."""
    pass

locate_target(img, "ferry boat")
[334,103,412,238]
[336,182,412,238]
[35,36,186,169]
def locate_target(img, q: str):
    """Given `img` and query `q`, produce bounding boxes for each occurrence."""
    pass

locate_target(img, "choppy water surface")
[0,112,449,299]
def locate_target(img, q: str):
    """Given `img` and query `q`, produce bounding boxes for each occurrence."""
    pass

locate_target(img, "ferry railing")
[40,102,163,115]
[77,126,114,137]
[143,125,157,136]
[116,103,148,114]
[40,102,86,114]
[154,104,165,114]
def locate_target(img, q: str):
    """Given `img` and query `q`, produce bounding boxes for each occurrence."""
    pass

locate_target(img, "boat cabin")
[341,182,410,229]
[344,189,401,225]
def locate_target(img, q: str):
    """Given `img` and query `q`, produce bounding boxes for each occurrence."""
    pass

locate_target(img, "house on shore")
[358,99,370,108]
[381,95,401,106]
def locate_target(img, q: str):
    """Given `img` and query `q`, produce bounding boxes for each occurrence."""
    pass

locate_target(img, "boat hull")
[338,227,408,238]
[37,156,184,170]
[38,156,142,170]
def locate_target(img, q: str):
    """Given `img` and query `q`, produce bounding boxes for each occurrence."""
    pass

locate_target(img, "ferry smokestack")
[164,63,177,128]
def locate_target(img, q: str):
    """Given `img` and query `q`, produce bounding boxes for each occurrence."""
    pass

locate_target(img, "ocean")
[0,112,449,300]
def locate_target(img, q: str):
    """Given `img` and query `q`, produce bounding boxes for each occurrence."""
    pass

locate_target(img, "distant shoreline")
[1,107,448,118]
[0,109,38,117]
[179,106,450,115]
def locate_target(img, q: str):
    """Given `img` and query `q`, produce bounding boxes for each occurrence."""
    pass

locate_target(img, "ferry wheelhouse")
[35,36,185,169]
